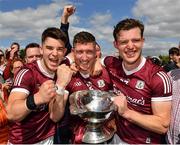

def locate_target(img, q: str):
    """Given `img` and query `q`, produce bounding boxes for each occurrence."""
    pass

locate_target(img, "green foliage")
[159,55,169,66]
[19,49,25,60]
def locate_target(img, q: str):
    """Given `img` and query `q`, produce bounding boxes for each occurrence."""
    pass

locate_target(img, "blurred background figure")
[24,42,41,63]
[3,42,21,81]
[0,50,6,82]
[11,58,24,76]
[147,56,162,66]
[5,42,20,60]
[2,58,24,103]
[163,47,180,72]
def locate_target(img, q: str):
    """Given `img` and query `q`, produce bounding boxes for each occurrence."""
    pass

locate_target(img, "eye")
[46,46,53,50]
[57,47,64,52]
[131,38,141,43]
[119,40,128,45]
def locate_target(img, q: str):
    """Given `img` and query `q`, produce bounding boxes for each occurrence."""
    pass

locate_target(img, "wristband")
[55,84,65,96]
[26,95,37,110]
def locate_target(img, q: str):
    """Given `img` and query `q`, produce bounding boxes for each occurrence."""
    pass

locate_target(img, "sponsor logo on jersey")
[97,80,105,88]
[135,80,145,89]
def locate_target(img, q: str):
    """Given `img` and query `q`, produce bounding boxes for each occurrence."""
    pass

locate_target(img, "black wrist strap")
[26,95,37,111]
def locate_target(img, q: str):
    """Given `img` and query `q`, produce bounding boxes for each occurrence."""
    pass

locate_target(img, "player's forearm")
[122,109,170,134]
[49,95,65,122]
[61,14,69,24]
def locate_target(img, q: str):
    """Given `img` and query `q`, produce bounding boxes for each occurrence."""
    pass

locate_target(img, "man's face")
[41,37,66,73]
[114,27,144,69]
[74,42,96,74]
[25,47,41,63]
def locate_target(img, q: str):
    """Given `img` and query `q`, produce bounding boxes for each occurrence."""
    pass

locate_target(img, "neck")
[40,59,54,75]
[123,56,142,71]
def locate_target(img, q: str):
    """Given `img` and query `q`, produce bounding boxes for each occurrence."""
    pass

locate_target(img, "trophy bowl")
[70,90,116,143]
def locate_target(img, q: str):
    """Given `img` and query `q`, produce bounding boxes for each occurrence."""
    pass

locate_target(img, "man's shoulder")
[103,56,122,67]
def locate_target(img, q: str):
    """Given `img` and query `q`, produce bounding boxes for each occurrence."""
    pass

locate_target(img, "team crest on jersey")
[135,80,145,89]
[97,80,105,88]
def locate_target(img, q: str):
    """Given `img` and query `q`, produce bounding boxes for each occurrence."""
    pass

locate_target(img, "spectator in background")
[167,69,180,144]
[5,42,20,60]
[11,58,24,76]
[3,42,20,81]
[24,43,41,63]
[163,47,180,72]
[0,50,6,76]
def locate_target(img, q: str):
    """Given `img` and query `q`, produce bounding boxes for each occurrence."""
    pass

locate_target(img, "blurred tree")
[159,55,169,66]
[19,49,25,60]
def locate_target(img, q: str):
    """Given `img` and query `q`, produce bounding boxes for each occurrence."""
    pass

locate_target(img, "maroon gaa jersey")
[9,60,56,144]
[102,56,172,144]
[62,57,114,143]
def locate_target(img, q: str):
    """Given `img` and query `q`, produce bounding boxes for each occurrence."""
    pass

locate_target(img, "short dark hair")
[11,42,20,50]
[41,27,67,45]
[169,47,179,55]
[25,43,40,55]
[73,31,96,47]
[113,18,144,41]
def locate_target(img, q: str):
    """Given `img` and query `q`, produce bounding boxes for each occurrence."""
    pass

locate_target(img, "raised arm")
[60,5,75,55]
[49,64,73,122]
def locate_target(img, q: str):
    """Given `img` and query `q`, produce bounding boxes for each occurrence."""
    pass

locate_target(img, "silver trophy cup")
[70,90,116,143]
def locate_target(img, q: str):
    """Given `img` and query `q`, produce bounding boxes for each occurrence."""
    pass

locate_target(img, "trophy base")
[82,125,115,144]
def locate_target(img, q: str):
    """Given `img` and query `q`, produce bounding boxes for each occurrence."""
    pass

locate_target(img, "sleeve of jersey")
[60,57,71,66]
[11,68,33,95]
[101,56,116,67]
[151,71,172,102]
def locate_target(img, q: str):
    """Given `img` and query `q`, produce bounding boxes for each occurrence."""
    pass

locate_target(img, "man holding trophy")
[56,31,116,144]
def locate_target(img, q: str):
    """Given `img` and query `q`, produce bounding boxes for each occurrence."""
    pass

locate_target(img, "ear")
[40,45,43,55]
[64,47,67,55]
[113,41,119,50]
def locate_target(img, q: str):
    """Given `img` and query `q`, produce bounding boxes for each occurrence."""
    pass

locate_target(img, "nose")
[32,56,38,61]
[127,40,134,49]
[81,52,88,61]
[52,49,58,56]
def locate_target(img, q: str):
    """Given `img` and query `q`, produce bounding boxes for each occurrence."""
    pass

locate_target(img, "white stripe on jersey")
[151,96,172,101]
[157,71,171,94]
[11,88,30,95]
[159,71,171,93]
[14,69,29,86]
